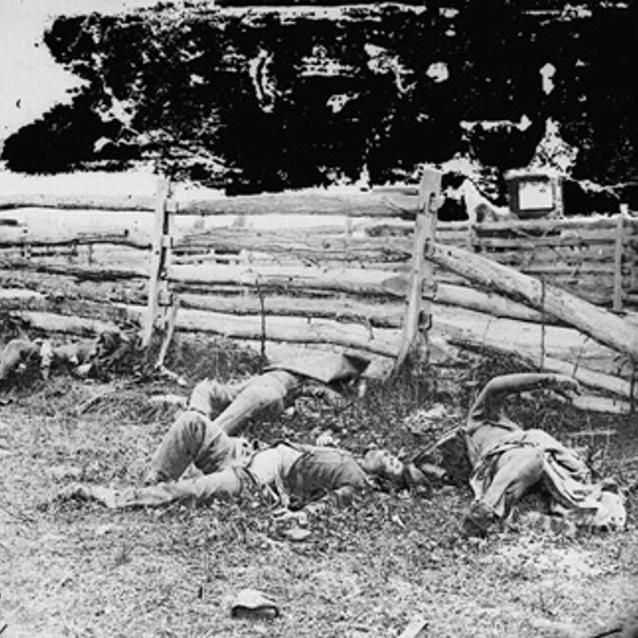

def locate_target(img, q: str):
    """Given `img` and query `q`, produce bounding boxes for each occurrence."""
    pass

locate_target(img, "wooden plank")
[394,168,441,372]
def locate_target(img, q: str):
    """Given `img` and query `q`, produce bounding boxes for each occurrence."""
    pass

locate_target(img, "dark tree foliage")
[2,2,637,190]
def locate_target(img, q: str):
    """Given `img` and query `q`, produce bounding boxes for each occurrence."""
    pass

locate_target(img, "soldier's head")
[361,448,405,484]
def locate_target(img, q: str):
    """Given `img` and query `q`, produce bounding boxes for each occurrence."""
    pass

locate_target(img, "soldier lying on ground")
[407,373,627,535]
[0,338,53,382]
[184,351,371,437]
[58,411,405,510]
[58,351,385,509]
[0,331,125,385]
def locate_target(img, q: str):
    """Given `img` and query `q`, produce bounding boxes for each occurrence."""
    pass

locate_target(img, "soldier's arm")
[470,373,581,420]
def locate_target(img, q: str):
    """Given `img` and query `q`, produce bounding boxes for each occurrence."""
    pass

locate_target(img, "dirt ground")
[1,335,637,638]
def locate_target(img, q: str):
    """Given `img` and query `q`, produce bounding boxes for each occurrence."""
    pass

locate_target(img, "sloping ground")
[1,336,637,637]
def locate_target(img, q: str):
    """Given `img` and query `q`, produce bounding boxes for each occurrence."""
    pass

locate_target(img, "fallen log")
[429,242,638,360]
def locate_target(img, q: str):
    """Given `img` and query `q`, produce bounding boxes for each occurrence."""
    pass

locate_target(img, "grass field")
[1,336,637,638]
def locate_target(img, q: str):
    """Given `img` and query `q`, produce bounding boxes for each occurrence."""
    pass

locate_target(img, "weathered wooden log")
[173,229,411,262]
[437,214,636,234]
[516,265,617,275]
[178,292,405,326]
[484,246,617,265]
[8,311,119,336]
[123,304,403,357]
[475,234,617,250]
[429,242,638,360]
[168,263,559,323]
[0,288,45,304]
[169,295,628,379]
[0,193,156,212]
[571,395,632,415]
[177,290,560,330]
[175,188,418,218]
[0,231,150,250]
[2,259,147,281]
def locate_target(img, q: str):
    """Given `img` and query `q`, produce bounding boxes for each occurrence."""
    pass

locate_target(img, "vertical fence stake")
[612,210,625,313]
[142,177,171,348]
[392,167,442,376]
[539,277,546,371]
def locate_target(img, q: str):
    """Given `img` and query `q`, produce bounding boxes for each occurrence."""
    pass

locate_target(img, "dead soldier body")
[59,426,406,510]
[59,352,400,509]
[410,373,627,535]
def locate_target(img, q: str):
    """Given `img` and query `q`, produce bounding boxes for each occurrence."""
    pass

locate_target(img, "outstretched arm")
[470,373,581,421]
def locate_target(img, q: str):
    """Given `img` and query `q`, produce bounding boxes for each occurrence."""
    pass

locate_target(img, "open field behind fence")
[1,174,637,412]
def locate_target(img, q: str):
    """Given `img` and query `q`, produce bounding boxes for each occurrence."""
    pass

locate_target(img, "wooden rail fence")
[1,174,637,412]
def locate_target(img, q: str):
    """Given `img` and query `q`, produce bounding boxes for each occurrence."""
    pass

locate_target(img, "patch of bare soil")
[0,336,637,638]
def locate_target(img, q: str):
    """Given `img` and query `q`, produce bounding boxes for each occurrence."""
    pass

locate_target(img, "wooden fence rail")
[1,176,637,412]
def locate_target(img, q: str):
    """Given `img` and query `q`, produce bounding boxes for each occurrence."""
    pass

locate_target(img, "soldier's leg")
[480,447,545,517]
[213,377,289,436]
[147,410,235,482]
[62,467,246,509]
[188,378,247,418]
[463,447,544,536]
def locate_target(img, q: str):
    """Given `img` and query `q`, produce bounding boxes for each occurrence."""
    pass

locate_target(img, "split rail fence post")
[392,167,442,374]
[612,210,626,312]
[142,177,171,348]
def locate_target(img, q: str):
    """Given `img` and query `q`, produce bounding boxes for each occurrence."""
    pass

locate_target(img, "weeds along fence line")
[0,175,637,411]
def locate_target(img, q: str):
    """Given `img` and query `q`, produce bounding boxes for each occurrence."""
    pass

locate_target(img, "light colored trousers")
[474,446,545,517]
[148,410,246,482]
[189,370,299,436]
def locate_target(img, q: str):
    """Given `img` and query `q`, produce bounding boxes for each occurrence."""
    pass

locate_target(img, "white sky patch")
[540,62,556,95]
[0,0,168,144]
[426,61,449,83]
[460,114,533,132]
